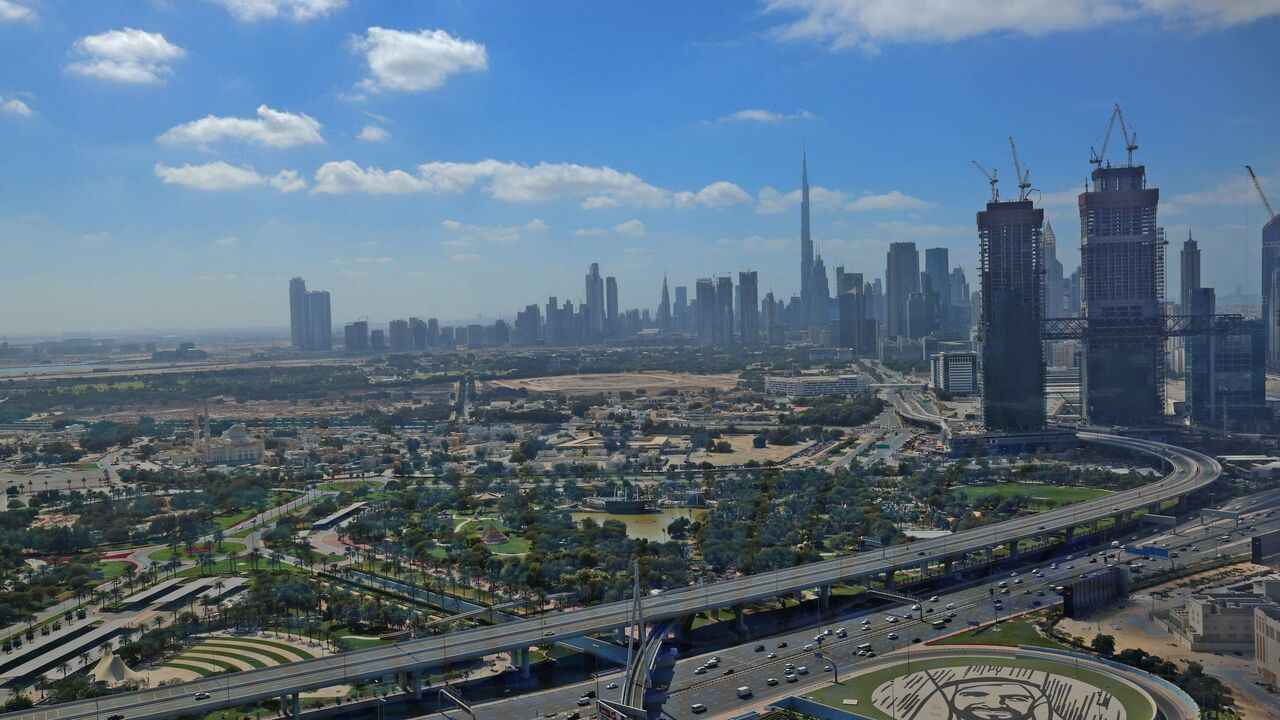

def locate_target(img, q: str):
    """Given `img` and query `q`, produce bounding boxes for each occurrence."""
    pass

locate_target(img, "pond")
[571,507,708,542]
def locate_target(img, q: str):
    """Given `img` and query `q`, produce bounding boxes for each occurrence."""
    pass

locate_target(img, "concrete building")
[931,351,978,396]
[1187,288,1268,430]
[409,317,428,350]
[764,374,870,398]
[1080,163,1165,426]
[388,319,411,351]
[605,276,619,336]
[799,152,814,329]
[1256,604,1280,686]
[977,199,1045,432]
[1180,232,1201,311]
[1264,215,1280,371]
[1170,594,1275,653]
[886,241,920,339]
[657,276,672,333]
[200,423,265,465]
[585,263,605,338]
[1043,221,1066,319]
[343,320,369,352]
[288,277,307,349]
[695,278,718,347]
[303,290,332,351]
[716,276,735,346]
[738,271,759,344]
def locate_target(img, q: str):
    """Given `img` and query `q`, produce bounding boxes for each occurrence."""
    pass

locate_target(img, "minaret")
[800,151,813,326]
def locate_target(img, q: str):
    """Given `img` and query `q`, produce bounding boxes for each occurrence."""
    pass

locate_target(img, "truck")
[736,686,752,698]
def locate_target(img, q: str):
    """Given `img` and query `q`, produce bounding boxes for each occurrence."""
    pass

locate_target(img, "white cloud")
[845,189,935,211]
[716,108,816,123]
[0,96,32,118]
[154,161,303,192]
[441,218,548,244]
[1169,173,1273,208]
[313,160,429,194]
[315,158,735,210]
[79,231,112,243]
[67,28,186,84]
[209,0,347,22]
[674,181,753,208]
[1036,186,1083,210]
[270,170,306,192]
[755,185,848,213]
[451,253,481,262]
[573,228,608,237]
[355,256,393,264]
[213,235,239,246]
[613,219,647,237]
[358,124,389,142]
[764,0,1280,51]
[0,1,34,22]
[350,27,488,93]
[158,105,323,148]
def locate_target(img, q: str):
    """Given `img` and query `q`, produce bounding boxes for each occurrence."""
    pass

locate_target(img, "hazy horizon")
[3,0,1279,336]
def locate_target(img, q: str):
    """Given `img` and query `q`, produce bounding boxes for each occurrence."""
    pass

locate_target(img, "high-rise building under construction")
[1079,163,1165,426]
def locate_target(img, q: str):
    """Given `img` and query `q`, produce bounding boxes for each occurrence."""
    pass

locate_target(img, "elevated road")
[0,434,1221,720]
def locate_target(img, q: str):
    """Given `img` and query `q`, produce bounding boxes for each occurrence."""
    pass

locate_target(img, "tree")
[1091,633,1116,656]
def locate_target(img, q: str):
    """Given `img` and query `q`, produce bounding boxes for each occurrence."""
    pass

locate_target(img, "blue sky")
[1,0,1278,335]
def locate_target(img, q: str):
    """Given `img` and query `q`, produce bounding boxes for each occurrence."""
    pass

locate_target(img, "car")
[785,674,798,683]
[194,692,210,701]
[723,668,735,676]
[694,666,707,675]
[576,698,592,707]
[767,652,777,659]
[856,649,867,656]
[945,602,956,610]
[566,713,581,720]
[583,691,596,699]
[925,607,935,613]
[705,659,719,668]
[912,638,923,644]
[824,665,834,672]
[543,630,556,637]
[796,666,809,675]
[767,677,779,686]
[107,716,125,720]
[917,551,926,556]
[754,644,765,652]
[866,651,876,657]
[1032,600,1042,607]
[803,643,815,651]
[929,596,940,602]
[835,627,847,638]
[887,632,899,640]
[690,704,708,714]
[606,682,619,690]
[888,616,900,624]
[777,641,788,648]
[1014,578,1022,584]
[1036,590,1045,596]
[910,604,921,611]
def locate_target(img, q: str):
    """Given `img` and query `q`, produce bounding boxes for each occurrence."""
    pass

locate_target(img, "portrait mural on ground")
[871,664,1127,720]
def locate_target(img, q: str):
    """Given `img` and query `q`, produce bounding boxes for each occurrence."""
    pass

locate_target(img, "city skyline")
[1,1,1279,335]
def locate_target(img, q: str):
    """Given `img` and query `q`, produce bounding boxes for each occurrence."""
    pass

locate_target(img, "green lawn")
[198,641,293,665]
[317,480,378,492]
[148,541,247,563]
[96,560,133,580]
[159,661,218,677]
[955,483,1112,509]
[807,653,1153,720]
[202,637,315,661]
[929,612,1067,650]
[184,647,267,669]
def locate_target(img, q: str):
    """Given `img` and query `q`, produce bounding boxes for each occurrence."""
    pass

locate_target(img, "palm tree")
[58,661,70,678]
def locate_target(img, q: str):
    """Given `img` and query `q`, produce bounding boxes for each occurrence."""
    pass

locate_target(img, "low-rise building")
[1168,594,1275,652]
[200,423,265,465]
[764,374,870,398]
[1255,604,1280,686]
[930,351,978,396]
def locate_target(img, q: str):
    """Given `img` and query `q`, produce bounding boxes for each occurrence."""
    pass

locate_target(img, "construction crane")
[1246,165,1277,221]
[1115,104,1138,166]
[1009,136,1031,201]
[971,160,999,203]
[1089,105,1119,168]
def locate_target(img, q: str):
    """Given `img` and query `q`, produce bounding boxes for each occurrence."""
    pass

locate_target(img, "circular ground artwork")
[870,663,1132,720]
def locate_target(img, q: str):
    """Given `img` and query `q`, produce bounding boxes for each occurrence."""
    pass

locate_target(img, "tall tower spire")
[800,150,813,327]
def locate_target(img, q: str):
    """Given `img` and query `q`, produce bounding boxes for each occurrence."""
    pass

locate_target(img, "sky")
[1,0,1279,336]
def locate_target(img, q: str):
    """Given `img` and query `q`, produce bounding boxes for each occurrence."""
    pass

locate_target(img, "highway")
[0,432,1222,720]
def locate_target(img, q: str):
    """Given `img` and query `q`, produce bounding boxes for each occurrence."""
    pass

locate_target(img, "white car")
[887,632,899,640]
[606,682,618,690]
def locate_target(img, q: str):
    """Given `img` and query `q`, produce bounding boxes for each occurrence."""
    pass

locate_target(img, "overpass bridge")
[0,434,1221,720]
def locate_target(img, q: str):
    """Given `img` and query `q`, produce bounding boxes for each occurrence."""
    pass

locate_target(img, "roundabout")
[805,646,1196,720]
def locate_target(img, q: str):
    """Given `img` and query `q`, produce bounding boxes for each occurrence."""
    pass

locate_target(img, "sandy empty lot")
[687,433,813,466]
[489,372,739,395]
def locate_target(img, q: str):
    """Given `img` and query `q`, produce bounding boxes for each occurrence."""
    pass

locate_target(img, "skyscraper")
[304,290,332,351]
[288,277,307,349]
[762,291,779,345]
[695,278,717,346]
[1042,222,1066,318]
[800,152,813,328]
[343,320,368,352]
[716,276,735,345]
[1180,232,1200,311]
[388,319,411,351]
[809,254,830,329]
[977,198,1046,433]
[924,247,951,319]
[585,263,605,338]
[409,317,428,350]
[1080,162,1164,426]
[738,271,759,344]
[1263,215,1280,370]
[605,276,619,336]
[838,288,868,353]
[427,318,440,348]
[657,276,672,332]
[674,285,688,330]
[885,242,920,338]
